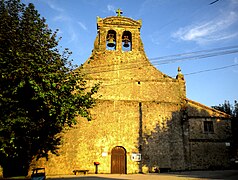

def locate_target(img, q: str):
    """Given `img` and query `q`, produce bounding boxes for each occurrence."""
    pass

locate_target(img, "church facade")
[32,12,232,175]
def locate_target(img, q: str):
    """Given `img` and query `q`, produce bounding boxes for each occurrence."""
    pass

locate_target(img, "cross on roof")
[116,9,123,17]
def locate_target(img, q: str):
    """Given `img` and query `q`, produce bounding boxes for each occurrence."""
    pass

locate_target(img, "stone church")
[33,11,232,175]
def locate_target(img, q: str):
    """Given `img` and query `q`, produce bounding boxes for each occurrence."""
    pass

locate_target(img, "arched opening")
[106,30,116,50]
[111,146,127,174]
[122,31,132,51]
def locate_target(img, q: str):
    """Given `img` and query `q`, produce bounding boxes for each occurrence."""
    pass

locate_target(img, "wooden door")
[111,146,126,174]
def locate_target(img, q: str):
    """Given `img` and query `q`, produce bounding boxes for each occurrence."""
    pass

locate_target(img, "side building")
[31,12,232,175]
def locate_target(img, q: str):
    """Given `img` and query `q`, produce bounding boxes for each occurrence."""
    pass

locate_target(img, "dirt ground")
[46,170,238,180]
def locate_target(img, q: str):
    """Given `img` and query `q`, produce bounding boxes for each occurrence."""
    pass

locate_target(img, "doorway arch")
[111,146,127,174]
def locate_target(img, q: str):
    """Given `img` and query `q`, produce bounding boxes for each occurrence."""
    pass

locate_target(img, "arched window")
[106,30,116,50]
[122,31,132,51]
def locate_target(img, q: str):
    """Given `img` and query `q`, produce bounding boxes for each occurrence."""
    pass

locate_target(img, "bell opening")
[106,30,116,50]
[122,32,132,51]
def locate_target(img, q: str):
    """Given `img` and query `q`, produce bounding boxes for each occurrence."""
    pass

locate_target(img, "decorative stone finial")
[116,9,123,17]
[176,66,184,81]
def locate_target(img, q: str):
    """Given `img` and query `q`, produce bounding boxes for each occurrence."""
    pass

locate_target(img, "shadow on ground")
[2,170,238,180]
[168,170,238,180]
[47,176,126,180]
[0,177,126,180]
[48,170,238,180]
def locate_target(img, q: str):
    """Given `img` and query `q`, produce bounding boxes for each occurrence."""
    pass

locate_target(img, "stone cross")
[116,9,123,17]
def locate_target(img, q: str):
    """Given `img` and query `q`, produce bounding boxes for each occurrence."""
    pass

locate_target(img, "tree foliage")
[212,100,238,160]
[212,100,238,117]
[0,0,98,177]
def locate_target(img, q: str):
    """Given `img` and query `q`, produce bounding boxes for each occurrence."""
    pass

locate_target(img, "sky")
[22,0,238,107]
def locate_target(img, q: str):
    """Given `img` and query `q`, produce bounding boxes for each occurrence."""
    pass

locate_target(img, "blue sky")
[22,0,238,107]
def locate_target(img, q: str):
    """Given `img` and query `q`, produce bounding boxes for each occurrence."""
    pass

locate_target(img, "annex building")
[32,11,232,175]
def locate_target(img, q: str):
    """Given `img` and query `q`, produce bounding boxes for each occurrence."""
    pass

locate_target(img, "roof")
[97,16,142,29]
[186,98,231,118]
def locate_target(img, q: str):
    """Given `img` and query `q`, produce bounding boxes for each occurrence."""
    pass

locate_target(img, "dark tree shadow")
[138,101,233,174]
[0,155,30,178]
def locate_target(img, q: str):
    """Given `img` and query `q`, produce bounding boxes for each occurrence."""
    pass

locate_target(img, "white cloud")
[233,57,238,73]
[68,30,77,43]
[137,0,164,17]
[77,21,87,31]
[45,1,71,23]
[53,15,70,22]
[46,0,64,12]
[234,57,238,64]
[172,10,238,44]
[107,4,116,13]
[36,0,80,46]
[61,26,78,45]
[231,0,238,5]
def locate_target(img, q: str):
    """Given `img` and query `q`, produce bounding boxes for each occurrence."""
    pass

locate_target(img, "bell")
[123,41,129,47]
[107,38,115,47]
[107,34,115,47]
[122,35,130,48]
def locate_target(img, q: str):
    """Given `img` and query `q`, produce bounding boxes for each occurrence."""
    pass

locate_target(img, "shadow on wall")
[185,103,233,170]
[137,104,232,173]
[137,109,185,173]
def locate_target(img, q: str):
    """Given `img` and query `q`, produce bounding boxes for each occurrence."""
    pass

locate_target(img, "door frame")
[111,146,127,174]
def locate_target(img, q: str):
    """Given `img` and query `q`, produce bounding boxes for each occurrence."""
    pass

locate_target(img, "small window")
[204,121,214,133]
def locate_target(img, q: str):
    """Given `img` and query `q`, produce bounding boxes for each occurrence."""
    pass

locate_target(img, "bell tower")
[83,9,186,102]
[93,9,143,52]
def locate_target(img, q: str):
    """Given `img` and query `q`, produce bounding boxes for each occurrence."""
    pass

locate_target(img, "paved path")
[47,170,238,180]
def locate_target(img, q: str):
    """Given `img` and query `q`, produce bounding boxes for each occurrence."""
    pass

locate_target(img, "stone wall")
[185,100,232,170]
[34,99,186,175]
[141,101,186,171]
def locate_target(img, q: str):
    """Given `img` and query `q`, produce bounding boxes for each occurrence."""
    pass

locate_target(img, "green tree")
[212,100,234,115]
[212,100,238,162]
[0,0,98,177]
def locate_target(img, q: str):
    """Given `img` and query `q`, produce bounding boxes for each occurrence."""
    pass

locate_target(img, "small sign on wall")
[225,142,230,147]
[102,152,108,157]
[131,153,141,162]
